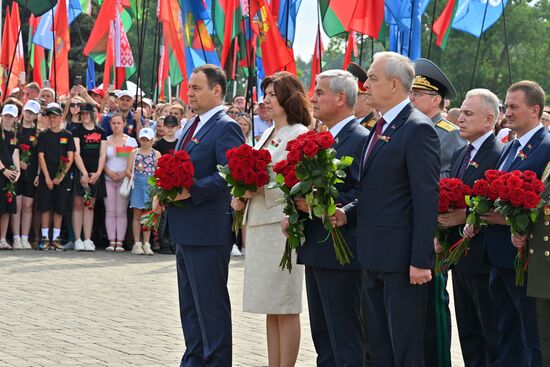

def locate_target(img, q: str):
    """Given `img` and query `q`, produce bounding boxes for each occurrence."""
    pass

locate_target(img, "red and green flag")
[309,30,324,97]
[432,0,459,49]
[320,0,384,39]
[158,0,187,88]
[212,0,242,69]
[29,15,47,86]
[50,0,71,96]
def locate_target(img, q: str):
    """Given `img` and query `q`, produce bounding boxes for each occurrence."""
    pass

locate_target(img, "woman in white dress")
[231,72,312,367]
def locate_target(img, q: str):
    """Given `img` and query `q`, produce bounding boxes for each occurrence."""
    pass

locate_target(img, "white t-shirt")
[105,135,138,178]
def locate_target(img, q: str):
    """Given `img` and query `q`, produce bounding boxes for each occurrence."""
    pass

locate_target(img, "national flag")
[50,0,71,96]
[1,3,25,98]
[385,0,431,60]
[0,7,13,98]
[158,0,187,87]
[29,15,47,86]
[309,30,324,96]
[32,0,82,50]
[86,57,96,89]
[319,0,355,37]
[250,0,295,75]
[80,0,92,15]
[102,21,115,92]
[432,0,458,49]
[115,146,133,156]
[212,0,242,68]
[276,0,301,44]
[342,31,358,69]
[14,0,56,16]
[451,0,509,37]
[114,1,134,68]
[348,0,384,39]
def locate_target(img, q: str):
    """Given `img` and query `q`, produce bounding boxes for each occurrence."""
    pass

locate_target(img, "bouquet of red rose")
[55,156,70,180]
[271,131,353,272]
[83,186,93,210]
[217,144,272,234]
[19,144,31,165]
[140,150,195,231]
[445,170,504,267]
[493,170,545,285]
[435,178,471,274]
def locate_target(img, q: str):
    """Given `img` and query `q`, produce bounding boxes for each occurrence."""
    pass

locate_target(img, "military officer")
[410,58,465,178]
[512,161,550,365]
[346,62,377,131]
[410,58,466,367]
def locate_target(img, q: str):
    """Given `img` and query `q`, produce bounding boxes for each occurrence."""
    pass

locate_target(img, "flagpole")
[359,34,364,65]
[427,0,438,59]
[316,2,322,74]
[470,0,490,89]
[371,37,374,63]
[150,20,160,101]
[284,0,290,71]
[501,0,512,85]
[51,7,58,100]
[247,3,255,139]
[195,20,208,61]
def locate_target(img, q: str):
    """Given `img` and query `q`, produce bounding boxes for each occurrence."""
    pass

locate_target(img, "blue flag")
[86,57,96,89]
[277,0,302,45]
[385,0,431,60]
[452,0,509,37]
[33,0,82,50]
[180,0,210,20]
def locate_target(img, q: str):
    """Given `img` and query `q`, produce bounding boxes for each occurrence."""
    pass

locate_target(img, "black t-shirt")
[37,129,76,175]
[0,130,17,169]
[73,124,106,172]
[153,138,177,156]
[17,126,39,178]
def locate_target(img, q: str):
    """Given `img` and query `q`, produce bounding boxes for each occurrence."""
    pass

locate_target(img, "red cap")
[90,87,105,97]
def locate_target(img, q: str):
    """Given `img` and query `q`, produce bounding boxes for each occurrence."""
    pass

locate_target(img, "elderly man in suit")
[466,80,549,367]
[331,51,440,366]
[288,69,370,366]
[157,64,244,367]
[437,89,502,367]
[512,162,550,365]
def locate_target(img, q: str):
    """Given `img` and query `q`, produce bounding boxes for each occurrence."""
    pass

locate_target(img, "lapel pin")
[377,135,391,143]
[191,137,200,144]
[390,125,396,129]
[518,150,527,160]
[468,160,479,168]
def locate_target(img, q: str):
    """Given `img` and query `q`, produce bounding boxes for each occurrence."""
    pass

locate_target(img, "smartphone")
[74,76,82,86]
[43,80,50,88]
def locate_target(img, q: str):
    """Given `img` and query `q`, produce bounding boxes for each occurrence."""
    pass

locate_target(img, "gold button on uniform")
[529,249,534,254]
[544,236,549,242]
[530,234,534,239]
[545,251,550,257]
[545,221,549,226]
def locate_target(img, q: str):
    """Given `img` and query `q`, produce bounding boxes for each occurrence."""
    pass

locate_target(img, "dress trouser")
[536,297,550,366]
[176,244,232,367]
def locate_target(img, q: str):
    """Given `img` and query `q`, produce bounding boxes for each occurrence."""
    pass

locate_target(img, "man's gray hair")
[373,51,415,92]
[465,88,500,124]
[316,69,358,108]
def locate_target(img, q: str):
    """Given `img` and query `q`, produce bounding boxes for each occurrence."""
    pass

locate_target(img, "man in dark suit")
[513,162,550,365]
[437,89,502,367]
[467,80,549,367]
[158,64,244,367]
[290,69,370,366]
[331,51,441,366]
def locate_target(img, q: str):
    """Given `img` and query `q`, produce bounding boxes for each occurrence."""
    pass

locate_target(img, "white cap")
[117,90,134,99]
[23,100,41,114]
[10,87,21,95]
[138,127,155,140]
[140,97,153,107]
[1,104,18,117]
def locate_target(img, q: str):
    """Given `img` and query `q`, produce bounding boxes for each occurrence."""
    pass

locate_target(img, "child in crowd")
[103,113,138,252]
[72,103,107,252]
[152,115,178,155]
[127,127,160,255]
[36,103,76,251]
[13,100,41,249]
[0,104,21,249]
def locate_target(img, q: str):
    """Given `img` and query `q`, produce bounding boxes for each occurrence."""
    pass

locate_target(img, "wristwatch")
[0,167,5,174]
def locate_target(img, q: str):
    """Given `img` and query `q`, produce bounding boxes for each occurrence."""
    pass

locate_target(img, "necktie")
[364,118,386,162]
[501,139,521,172]
[181,116,200,150]
[457,144,475,179]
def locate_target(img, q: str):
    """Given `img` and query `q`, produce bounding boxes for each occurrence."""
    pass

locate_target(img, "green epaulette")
[435,118,459,132]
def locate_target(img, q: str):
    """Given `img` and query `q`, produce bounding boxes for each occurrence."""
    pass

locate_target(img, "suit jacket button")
[530,234,534,239]
[545,251,550,257]
[545,220,549,226]
[529,248,534,254]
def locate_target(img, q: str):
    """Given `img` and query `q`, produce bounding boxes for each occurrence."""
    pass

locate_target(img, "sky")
[291,0,330,61]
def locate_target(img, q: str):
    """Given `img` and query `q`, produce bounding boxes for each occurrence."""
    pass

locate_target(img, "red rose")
[522,170,537,182]
[226,148,238,161]
[232,165,247,181]
[259,149,271,162]
[439,197,450,213]
[174,150,190,162]
[485,169,503,183]
[273,160,288,174]
[472,179,490,197]
[287,149,302,164]
[244,170,258,186]
[315,132,335,149]
[509,188,525,207]
[254,159,268,172]
[181,161,195,178]
[444,178,460,191]
[530,179,545,194]
[506,175,523,189]
[284,166,299,188]
[488,187,500,201]
[255,171,270,186]
[19,143,30,152]
[499,186,511,201]
[302,141,320,157]
[237,144,253,157]
[523,191,541,209]
[461,184,472,196]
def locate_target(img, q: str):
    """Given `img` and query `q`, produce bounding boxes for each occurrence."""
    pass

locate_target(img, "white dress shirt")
[498,123,544,170]
[469,130,494,161]
[329,115,356,138]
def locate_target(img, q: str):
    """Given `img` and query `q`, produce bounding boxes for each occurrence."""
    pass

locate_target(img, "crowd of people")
[1,54,550,367]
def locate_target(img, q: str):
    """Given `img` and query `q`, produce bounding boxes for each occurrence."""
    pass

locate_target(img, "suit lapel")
[509,127,546,171]
[360,103,413,179]
[333,120,356,150]
[451,145,467,178]
[185,111,223,153]
[463,135,495,182]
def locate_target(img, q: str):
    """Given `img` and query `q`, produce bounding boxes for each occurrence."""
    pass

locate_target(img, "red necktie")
[365,118,385,159]
[181,116,200,149]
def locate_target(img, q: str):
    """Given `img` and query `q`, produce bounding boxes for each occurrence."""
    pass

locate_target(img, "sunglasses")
[70,103,81,108]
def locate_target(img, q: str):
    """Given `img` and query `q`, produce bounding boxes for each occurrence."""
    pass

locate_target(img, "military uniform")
[358,111,377,131]
[528,162,550,365]
[431,113,465,178]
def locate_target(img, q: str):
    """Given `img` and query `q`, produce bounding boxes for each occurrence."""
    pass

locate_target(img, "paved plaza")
[0,250,464,366]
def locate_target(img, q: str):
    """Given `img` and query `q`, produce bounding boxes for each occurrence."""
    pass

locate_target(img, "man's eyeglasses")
[70,103,81,108]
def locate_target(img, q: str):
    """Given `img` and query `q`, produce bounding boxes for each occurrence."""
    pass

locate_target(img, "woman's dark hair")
[260,71,312,127]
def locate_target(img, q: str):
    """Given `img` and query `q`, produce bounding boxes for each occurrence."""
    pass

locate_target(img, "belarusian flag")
[29,15,47,86]
[320,0,384,39]
[432,0,458,49]
[50,0,71,96]
[212,0,242,68]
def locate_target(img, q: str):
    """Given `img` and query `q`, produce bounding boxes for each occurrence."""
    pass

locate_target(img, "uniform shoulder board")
[436,118,458,132]
[542,161,550,183]
[365,118,377,129]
